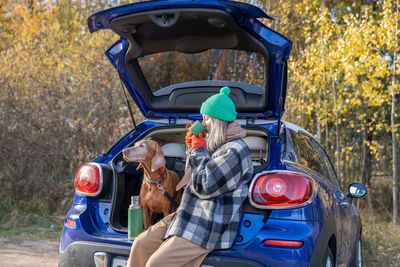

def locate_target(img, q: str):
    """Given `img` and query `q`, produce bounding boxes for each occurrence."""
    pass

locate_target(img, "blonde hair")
[206,117,229,153]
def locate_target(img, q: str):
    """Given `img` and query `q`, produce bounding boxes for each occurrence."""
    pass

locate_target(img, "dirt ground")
[0,238,59,267]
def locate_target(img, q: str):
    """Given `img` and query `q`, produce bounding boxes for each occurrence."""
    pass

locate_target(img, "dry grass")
[0,211,62,240]
[361,209,400,266]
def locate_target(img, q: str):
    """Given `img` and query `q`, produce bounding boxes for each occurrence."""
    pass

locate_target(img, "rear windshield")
[138,49,265,93]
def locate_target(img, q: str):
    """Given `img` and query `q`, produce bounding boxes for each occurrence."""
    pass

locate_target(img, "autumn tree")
[286,0,399,219]
[0,0,398,224]
[0,0,138,215]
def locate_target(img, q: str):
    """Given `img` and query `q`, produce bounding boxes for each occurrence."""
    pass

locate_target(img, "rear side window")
[284,130,327,178]
[318,145,341,188]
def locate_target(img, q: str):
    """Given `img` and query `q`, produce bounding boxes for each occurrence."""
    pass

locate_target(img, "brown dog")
[122,140,181,228]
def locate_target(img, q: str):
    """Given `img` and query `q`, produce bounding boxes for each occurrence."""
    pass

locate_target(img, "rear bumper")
[59,241,265,267]
[60,207,325,267]
[59,241,131,267]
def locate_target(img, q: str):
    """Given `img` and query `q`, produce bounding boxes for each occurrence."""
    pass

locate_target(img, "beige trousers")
[126,213,211,267]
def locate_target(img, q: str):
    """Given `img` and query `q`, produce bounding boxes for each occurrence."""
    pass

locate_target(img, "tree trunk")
[215,50,229,80]
[325,120,329,154]
[366,135,373,210]
[352,135,356,181]
[343,146,347,184]
[392,0,399,225]
[360,122,367,185]
[317,120,321,142]
[332,80,340,177]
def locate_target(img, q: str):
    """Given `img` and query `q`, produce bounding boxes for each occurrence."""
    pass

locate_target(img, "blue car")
[59,1,368,266]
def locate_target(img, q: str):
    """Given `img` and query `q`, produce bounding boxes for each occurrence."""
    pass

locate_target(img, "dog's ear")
[151,143,166,172]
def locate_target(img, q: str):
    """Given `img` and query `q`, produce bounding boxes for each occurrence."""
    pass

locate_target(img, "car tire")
[351,237,362,267]
[323,246,334,267]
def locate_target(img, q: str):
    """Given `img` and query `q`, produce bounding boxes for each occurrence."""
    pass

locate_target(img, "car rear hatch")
[88,0,292,121]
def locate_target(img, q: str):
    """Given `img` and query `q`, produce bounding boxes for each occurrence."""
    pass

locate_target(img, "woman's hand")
[185,121,194,146]
[190,132,206,152]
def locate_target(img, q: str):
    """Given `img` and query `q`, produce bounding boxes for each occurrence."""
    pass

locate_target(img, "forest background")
[0,0,399,265]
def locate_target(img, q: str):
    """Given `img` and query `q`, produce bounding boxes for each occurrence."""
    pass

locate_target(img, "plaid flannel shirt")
[164,138,253,250]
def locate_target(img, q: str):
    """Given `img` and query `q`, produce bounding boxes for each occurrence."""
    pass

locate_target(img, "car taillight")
[74,163,103,196]
[249,171,316,209]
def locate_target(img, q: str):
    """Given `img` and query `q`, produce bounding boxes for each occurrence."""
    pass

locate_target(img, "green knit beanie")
[200,86,237,122]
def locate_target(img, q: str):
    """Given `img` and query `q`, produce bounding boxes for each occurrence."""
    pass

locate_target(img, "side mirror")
[348,183,369,199]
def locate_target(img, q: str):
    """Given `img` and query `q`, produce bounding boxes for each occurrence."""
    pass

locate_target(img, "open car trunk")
[109,125,270,232]
[89,0,292,120]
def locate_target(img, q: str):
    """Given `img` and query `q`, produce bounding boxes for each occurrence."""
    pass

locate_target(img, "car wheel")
[351,237,362,267]
[323,246,334,267]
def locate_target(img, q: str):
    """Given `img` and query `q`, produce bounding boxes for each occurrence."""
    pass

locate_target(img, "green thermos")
[128,195,143,239]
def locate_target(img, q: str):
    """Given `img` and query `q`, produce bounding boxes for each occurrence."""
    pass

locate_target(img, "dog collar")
[145,168,179,209]
[145,168,167,185]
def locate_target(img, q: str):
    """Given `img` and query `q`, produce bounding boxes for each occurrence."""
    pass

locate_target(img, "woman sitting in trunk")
[127,86,254,267]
